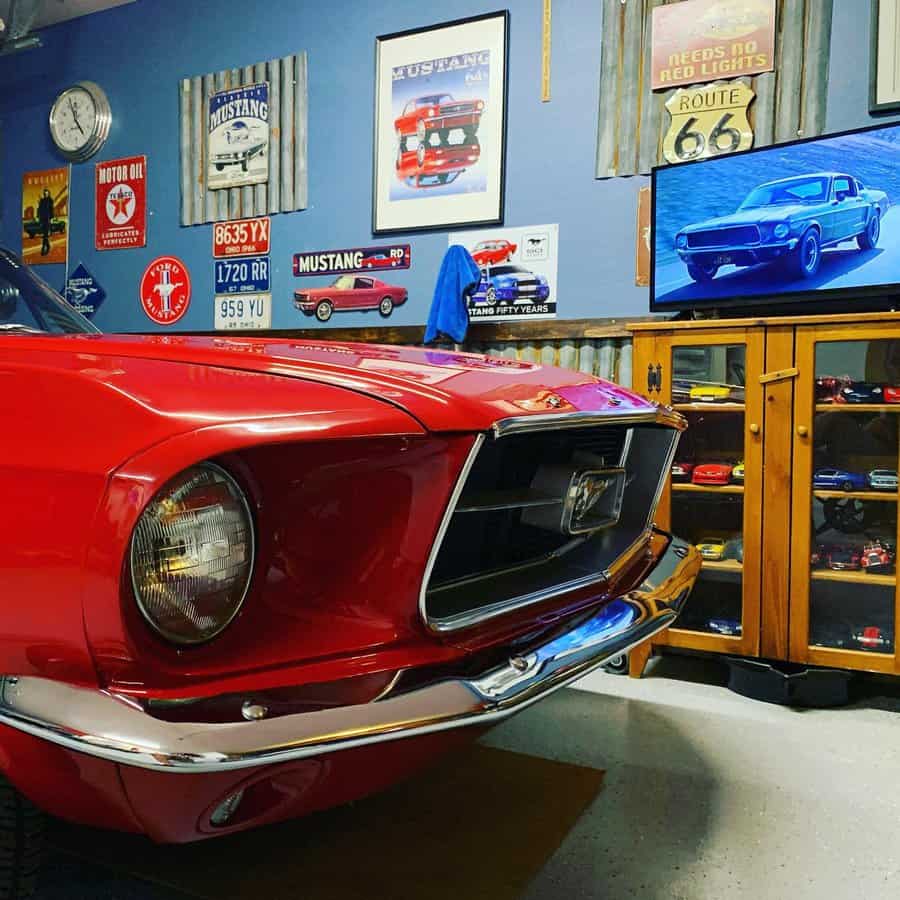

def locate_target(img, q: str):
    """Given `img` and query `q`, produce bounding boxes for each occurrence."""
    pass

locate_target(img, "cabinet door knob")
[797,425,809,437]
[749,423,760,435]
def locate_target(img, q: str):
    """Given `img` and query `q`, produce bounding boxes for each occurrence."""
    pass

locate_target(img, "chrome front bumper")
[0,533,699,775]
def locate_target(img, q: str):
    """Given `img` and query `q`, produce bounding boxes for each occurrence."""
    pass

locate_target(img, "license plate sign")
[214,256,270,294]
[214,293,272,330]
[213,216,270,258]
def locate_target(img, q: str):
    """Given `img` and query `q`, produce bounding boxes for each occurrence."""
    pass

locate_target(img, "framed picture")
[373,11,509,235]
[871,0,900,113]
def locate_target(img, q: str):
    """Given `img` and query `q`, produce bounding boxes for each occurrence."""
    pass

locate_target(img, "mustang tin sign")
[207,82,269,190]
[64,263,106,319]
[215,293,272,330]
[662,81,754,165]
[95,155,147,250]
[140,256,191,326]
[213,216,271,258]
[215,255,270,294]
[293,244,411,277]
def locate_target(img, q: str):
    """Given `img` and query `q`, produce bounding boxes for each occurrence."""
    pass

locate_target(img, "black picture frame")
[870,0,900,114]
[372,10,509,236]
[649,117,900,315]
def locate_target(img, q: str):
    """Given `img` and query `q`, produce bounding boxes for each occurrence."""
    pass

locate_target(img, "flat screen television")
[650,120,900,312]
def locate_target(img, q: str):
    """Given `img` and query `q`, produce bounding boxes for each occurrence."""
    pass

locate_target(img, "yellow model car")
[696,535,729,561]
[689,384,732,403]
[732,460,745,481]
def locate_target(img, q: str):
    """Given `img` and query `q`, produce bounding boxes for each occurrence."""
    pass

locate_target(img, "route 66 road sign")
[662,80,754,165]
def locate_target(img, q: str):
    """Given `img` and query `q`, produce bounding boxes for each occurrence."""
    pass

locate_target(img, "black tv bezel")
[649,117,900,315]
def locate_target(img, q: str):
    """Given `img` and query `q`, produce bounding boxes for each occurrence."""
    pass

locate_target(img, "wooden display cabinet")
[628,312,900,677]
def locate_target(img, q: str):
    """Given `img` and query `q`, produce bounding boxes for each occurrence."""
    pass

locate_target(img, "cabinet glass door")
[791,327,900,673]
[654,329,764,657]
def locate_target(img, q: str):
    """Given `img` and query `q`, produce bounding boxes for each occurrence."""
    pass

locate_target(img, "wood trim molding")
[180,316,650,345]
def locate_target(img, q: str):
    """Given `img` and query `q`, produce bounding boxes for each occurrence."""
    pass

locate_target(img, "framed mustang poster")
[373,11,509,235]
[207,82,270,190]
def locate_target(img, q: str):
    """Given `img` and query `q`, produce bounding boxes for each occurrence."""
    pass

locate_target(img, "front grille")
[686,226,760,248]
[439,104,473,115]
[422,421,679,629]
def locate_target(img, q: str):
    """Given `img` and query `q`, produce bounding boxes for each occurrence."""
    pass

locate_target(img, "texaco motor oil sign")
[662,80,754,165]
[207,82,269,190]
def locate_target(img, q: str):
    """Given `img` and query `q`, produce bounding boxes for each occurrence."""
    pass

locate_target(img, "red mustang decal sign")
[293,244,411,276]
[95,155,147,250]
[213,216,271,258]
[140,256,191,325]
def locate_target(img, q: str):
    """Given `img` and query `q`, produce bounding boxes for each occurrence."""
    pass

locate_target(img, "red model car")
[360,252,402,269]
[294,275,407,322]
[394,93,484,149]
[395,143,481,189]
[692,462,733,485]
[825,544,862,570]
[0,248,699,889]
[883,387,900,403]
[472,239,517,267]
[814,375,849,403]
[671,461,695,481]
[861,540,895,571]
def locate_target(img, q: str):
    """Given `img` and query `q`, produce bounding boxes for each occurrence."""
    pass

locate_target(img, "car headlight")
[773,223,790,239]
[676,234,688,249]
[476,100,485,110]
[130,463,254,645]
[428,107,437,117]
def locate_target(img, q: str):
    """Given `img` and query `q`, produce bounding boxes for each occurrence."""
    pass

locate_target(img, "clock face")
[49,82,111,161]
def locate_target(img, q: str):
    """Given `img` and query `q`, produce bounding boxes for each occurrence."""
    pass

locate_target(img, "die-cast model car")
[688,384,733,403]
[861,540,895,571]
[868,469,898,491]
[692,462,734,485]
[696,535,729,561]
[839,382,885,403]
[671,461,695,481]
[813,468,869,492]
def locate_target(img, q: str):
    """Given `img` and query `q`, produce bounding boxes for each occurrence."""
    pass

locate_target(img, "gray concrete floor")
[483,655,900,900]
[41,655,900,898]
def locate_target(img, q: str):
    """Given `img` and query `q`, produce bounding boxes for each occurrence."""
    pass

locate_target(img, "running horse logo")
[152,268,183,316]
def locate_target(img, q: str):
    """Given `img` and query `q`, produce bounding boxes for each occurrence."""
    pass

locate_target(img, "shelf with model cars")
[672,402,745,413]
[672,482,744,494]
[816,376,900,406]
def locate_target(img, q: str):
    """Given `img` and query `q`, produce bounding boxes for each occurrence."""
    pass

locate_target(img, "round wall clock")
[48,81,112,162]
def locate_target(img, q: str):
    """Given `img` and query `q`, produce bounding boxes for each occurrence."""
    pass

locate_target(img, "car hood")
[680,205,813,232]
[4,333,652,433]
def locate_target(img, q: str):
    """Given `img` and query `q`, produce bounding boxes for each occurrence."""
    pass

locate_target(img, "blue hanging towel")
[423,244,482,344]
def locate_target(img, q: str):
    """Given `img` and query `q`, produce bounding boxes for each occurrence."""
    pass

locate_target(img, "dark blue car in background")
[813,467,870,492]
[470,263,550,306]
[675,172,889,283]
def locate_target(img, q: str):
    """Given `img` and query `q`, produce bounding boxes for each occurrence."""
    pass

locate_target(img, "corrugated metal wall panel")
[180,53,308,225]
[596,0,833,178]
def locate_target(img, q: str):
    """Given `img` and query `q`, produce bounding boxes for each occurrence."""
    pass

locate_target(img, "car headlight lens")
[773,223,790,239]
[476,100,485,110]
[428,107,437,117]
[130,463,254,645]
[676,234,688,248]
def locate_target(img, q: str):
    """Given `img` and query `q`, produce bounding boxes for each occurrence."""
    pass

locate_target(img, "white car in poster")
[212,120,267,172]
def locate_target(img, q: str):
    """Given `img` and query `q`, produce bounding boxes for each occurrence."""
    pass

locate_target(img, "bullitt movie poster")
[373,13,508,234]
[22,167,69,266]
[453,223,559,322]
[207,82,269,190]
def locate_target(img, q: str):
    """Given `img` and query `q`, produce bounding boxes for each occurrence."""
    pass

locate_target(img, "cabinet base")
[725,658,854,708]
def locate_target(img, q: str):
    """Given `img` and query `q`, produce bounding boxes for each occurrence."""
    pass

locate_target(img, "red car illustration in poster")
[95,155,147,250]
[294,275,407,323]
[140,256,191,325]
[471,237,516,266]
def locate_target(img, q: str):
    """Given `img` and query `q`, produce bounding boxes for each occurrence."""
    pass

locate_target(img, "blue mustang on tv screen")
[651,122,900,310]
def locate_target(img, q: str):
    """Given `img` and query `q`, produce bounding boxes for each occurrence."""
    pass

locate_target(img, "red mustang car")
[472,239,517,267]
[395,143,481,189]
[0,249,699,891]
[360,252,402,269]
[394,93,484,149]
[692,462,733,485]
[294,275,407,322]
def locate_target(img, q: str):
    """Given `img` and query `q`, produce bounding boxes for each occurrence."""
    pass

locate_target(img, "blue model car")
[675,172,889,282]
[813,467,869,492]
[470,264,550,306]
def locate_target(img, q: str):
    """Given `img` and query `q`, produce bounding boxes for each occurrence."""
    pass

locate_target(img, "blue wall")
[0,0,887,332]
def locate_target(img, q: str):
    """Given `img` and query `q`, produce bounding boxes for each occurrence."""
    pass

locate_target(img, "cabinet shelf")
[700,559,743,573]
[810,569,896,587]
[673,403,745,413]
[815,403,900,413]
[672,483,744,494]
[813,489,897,502]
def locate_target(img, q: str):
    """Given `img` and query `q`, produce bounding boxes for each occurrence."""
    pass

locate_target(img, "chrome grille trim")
[419,407,684,634]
